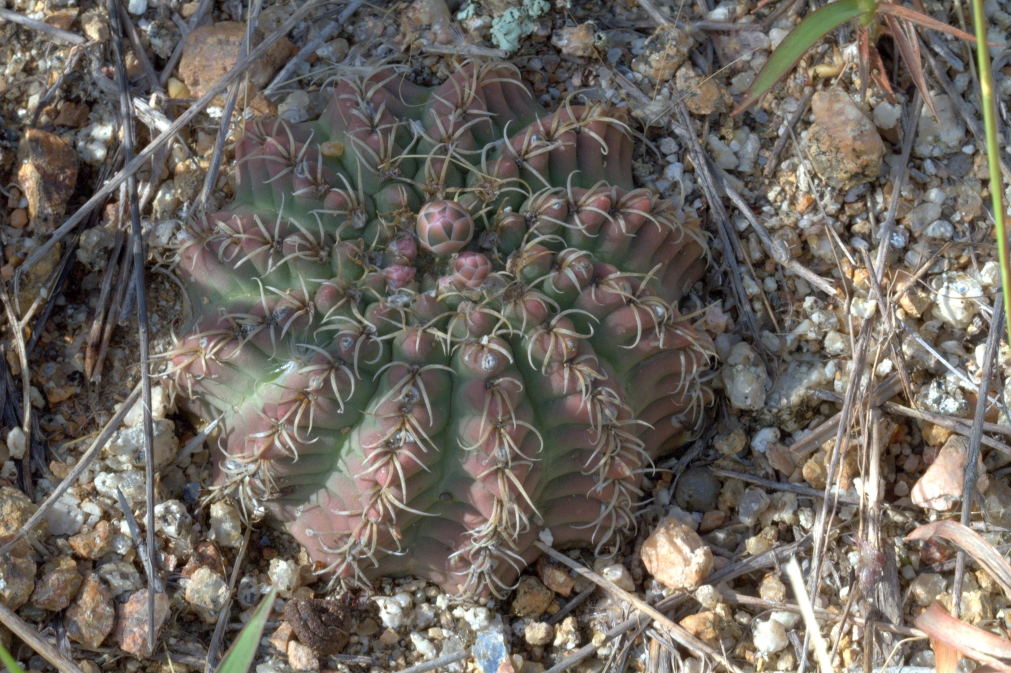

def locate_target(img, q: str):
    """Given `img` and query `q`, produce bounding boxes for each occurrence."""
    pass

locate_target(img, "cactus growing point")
[167,60,714,596]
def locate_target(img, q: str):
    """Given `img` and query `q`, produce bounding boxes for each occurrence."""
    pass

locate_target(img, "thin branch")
[0,7,86,44]
[116,0,163,93]
[546,585,596,626]
[534,541,744,673]
[109,0,159,648]
[0,284,30,432]
[880,401,1011,454]
[709,468,860,504]
[787,557,833,673]
[953,291,1004,614]
[265,0,363,96]
[159,0,213,86]
[764,87,815,178]
[0,386,139,557]
[0,599,85,673]
[395,651,468,673]
[873,89,922,280]
[204,526,252,672]
[195,0,265,214]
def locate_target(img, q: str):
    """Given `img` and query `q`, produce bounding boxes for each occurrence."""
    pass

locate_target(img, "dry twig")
[952,291,1005,614]
[0,6,86,44]
[109,0,159,645]
[534,541,744,673]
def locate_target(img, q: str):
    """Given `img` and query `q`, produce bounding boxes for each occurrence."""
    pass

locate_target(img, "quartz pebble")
[753,618,789,655]
[911,435,988,511]
[632,24,692,82]
[511,576,553,618]
[278,90,311,123]
[66,575,115,648]
[95,560,143,598]
[932,272,982,328]
[32,555,82,611]
[123,385,173,425]
[599,564,635,592]
[116,590,170,657]
[375,593,413,629]
[94,469,146,505]
[209,501,243,547]
[105,419,178,471]
[69,521,113,559]
[904,202,942,235]
[553,615,580,649]
[909,573,947,606]
[721,342,770,411]
[914,94,966,157]
[737,487,771,526]
[537,557,575,596]
[287,640,319,671]
[45,491,85,536]
[410,632,438,659]
[185,566,229,623]
[524,621,553,646]
[473,626,511,673]
[758,573,787,602]
[16,128,79,234]
[805,89,884,189]
[640,516,714,591]
[155,500,194,539]
[269,558,301,598]
[679,610,719,647]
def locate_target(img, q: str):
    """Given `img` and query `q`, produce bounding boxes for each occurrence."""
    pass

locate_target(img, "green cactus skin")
[167,60,714,596]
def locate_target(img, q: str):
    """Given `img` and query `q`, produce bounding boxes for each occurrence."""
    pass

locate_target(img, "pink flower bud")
[384,264,416,290]
[416,200,474,254]
[453,251,492,288]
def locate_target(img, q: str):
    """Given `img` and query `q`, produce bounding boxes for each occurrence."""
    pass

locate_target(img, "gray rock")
[738,486,771,526]
[674,468,721,512]
[915,95,967,157]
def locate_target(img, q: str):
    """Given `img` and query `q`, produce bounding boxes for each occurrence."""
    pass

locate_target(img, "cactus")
[167,60,714,596]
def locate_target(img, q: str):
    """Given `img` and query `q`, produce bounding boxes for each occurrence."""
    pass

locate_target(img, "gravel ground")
[2,0,1011,671]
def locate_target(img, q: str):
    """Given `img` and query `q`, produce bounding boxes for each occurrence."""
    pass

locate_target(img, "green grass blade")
[970,0,1011,345]
[0,642,27,673]
[215,586,278,673]
[733,0,871,114]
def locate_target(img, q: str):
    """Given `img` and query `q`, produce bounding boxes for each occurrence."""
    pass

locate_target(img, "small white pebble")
[410,633,437,660]
[753,619,789,654]
[751,427,780,454]
[6,427,26,460]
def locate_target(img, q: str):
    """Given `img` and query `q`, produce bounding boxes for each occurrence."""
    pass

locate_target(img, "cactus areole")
[169,61,714,596]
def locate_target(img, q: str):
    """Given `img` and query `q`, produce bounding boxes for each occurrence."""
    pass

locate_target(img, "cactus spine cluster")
[167,60,714,596]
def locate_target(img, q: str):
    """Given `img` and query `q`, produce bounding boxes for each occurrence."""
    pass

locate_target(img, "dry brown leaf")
[907,520,1011,596]
[915,602,1011,672]
[932,637,960,673]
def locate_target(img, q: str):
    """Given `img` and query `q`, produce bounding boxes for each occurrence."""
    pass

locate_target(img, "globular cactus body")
[169,60,714,596]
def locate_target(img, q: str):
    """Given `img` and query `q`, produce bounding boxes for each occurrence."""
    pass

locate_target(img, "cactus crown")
[168,60,714,596]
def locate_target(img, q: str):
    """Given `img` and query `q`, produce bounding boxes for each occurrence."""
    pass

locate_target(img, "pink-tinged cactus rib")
[166,59,714,597]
